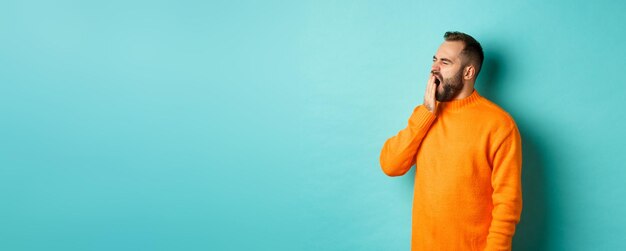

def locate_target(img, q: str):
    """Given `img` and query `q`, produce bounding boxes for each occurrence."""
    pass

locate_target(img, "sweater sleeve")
[379,105,437,176]
[485,125,523,251]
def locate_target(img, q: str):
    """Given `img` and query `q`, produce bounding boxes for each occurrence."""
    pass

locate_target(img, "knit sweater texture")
[380,90,522,251]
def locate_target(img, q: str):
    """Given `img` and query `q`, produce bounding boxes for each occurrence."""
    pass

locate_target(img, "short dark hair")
[443,31,484,76]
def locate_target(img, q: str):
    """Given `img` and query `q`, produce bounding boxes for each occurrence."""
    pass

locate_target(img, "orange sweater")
[380,90,522,251]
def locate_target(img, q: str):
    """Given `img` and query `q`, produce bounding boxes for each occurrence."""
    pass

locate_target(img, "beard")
[433,70,464,102]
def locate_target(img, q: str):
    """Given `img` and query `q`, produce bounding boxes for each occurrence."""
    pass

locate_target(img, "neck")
[451,81,475,100]
[438,88,480,112]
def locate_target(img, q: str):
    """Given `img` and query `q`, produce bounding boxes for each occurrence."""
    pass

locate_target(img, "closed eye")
[433,56,453,65]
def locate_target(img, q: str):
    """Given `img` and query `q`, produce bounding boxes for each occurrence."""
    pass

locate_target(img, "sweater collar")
[438,89,481,112]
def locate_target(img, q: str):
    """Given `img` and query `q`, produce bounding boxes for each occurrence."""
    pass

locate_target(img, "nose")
[431,61,440,72]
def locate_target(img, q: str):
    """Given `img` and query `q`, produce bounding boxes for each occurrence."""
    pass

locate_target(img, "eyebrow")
[433,56,453,63]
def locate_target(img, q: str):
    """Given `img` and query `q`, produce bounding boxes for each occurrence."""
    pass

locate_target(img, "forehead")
[435,41,465,61]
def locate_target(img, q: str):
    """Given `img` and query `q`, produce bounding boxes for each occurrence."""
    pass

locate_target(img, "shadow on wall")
[480,49,549,250]
[513,125,548,250]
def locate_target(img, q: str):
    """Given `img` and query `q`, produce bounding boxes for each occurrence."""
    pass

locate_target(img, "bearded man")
[380,31,523,251]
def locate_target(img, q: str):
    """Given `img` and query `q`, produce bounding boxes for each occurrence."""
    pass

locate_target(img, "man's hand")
[424,74,438,114]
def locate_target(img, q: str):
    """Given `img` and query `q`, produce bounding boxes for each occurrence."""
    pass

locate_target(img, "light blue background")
[1,0,625,250]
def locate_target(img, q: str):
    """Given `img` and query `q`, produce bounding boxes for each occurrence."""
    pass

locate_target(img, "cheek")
[441,71,448,79]
[443,68,460,79]
[440,67,453,76]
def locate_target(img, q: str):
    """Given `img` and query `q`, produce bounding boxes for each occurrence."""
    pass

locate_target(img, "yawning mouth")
[434,76,441,85]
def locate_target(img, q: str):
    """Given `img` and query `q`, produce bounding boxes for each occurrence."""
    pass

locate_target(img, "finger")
[424,75,436,112]
[428,75,436,99]
[427,74,435,96]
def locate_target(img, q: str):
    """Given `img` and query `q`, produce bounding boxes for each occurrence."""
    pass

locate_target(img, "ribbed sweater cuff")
[408,105,437,130]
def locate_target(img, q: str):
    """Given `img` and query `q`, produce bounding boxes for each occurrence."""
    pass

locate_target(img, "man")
[379,31,522,251]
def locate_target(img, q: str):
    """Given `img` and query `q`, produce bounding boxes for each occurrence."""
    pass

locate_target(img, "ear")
[463,65,476,80]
